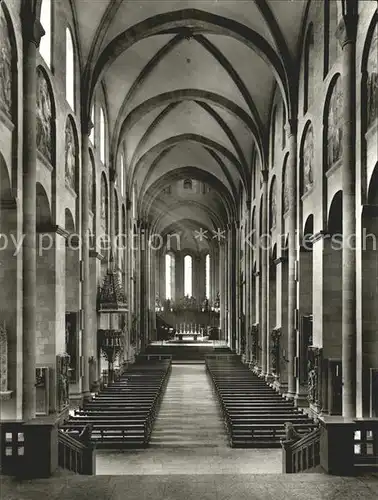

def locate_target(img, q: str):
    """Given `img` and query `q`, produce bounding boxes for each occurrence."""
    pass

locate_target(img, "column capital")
[22,16,45,48]
[285,118,298,138]
[336,13,358,48]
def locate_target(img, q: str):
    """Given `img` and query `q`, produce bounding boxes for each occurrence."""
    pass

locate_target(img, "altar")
[172,323,208,342]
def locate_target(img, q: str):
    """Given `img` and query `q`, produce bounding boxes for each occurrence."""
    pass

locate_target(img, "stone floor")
[96,446,282,475]
[3,362,377,499]
[97,363,281,474]
[2,473,378,500]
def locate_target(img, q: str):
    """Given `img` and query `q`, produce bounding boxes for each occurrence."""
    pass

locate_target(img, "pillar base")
[283,391,296,400]
[319,416,355,475]
[294,391,310,408]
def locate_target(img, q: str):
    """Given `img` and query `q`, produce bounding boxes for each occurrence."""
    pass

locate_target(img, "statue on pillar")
[270,327,281,375]
[307,347,322,407]
[57,354,70,411]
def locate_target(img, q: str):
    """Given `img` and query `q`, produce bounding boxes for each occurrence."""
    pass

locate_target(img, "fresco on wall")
[37,69,53,163]
[327,77,343,168]
[302,125,314,195]
[65,118,76,191]
[367,25,378,129]
[0,9,12,115]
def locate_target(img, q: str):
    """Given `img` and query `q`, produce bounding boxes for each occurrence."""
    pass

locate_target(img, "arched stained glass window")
[205,254,211,299]
[89,104,95,144]
[120,153,125,196]
[184,255,193,297]
[304,24,315,113]
[165,253,175,300]
[40,0,51,67]
[66,27,75,110]
[100,106,106,164]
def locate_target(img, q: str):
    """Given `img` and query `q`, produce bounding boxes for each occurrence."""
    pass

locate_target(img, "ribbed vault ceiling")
[74,0,307,237]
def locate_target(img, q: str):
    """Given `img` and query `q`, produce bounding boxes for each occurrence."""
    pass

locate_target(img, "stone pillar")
[227,224,233,347]
[260,174,268,376]
[286,119,298,397]
[245,201,251,361]
[337,5,358,418]
[229,222,237,351]
[108,168,117,340]
[139,221,147,350]
[235,220,241,353]
[219,241,226,340]
[81,129,92,400]
[22,14,44,420]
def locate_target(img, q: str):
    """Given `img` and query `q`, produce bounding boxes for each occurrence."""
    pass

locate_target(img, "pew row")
[60,358,172,449]
[205,356,317,448]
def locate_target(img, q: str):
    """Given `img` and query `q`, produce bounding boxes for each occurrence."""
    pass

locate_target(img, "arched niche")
[36,183,56,396]
[361,162,378,416]
[322,190,343,415]
[0,152,17,413]
[65,207,80,386]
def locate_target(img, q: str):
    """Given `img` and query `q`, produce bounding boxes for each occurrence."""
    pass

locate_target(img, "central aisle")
[149,363,227,447]
[96,363,282,474]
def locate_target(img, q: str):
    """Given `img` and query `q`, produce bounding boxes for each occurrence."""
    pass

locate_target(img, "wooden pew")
[205,355,317,448]
[61,357,172,448]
